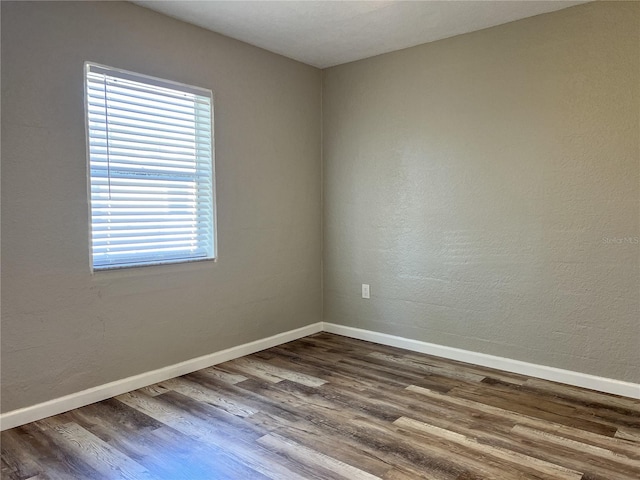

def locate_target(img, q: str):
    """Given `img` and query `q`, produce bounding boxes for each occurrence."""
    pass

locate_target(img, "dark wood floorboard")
[2,333,639,479]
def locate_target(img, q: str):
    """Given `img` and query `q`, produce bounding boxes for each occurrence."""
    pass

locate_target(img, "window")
[85,63,216,270]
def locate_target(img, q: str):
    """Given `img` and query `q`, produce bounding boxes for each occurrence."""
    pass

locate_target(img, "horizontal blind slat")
[92,222,211,230]
[89,123,208,143]
[90,170,212,182]
[87,72,210,104]
[92,100,212,126]
[87,88,210,116]
[88,116,211,137]
[93,230,211,240]
[90,182,211,191]
[88,109,210,133]
[89,146,211,162]
[92,240,202,253]
[93,247,209,259]
[88,130,210,150]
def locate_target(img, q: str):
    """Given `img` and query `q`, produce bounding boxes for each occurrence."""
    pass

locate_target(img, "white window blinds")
[85,63,215,270]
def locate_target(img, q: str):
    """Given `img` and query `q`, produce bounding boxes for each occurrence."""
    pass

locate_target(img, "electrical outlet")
[362,284,370,299]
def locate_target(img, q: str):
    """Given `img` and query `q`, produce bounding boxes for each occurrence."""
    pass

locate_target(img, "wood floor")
[2,333,639,480]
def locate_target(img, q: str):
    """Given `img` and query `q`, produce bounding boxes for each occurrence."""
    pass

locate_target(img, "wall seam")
[319,68,325,323]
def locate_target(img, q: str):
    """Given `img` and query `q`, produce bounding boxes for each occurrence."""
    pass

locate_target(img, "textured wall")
[1,1,322,412]
[323,2,639,382]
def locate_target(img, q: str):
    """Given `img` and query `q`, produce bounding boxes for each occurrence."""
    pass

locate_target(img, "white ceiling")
[134,1,589,68]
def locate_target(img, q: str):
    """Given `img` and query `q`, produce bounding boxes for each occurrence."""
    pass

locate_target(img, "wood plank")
[615,427,640,443]
[66,404,241,480]
[512,424,640,470]
[72,397,163,435]
[198,366,248,384]
[524,378,640,413]
[184,370,306,424]
[248,411,395,478]
[116,390,309,479]
[5,422,108,480]
[448,384,619,436]
[1,429,42,480]
[138,383,171,397]
[38,418,153,480]
[366,351,486,383]
[394,416,583,480]
[480,377,640,429]
[223,357,327,387]
[406,385,640,457]
[160,376,257,417]
[258,433,383,480]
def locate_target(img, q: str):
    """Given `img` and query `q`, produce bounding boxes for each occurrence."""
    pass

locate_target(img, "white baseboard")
[0,322,323,431]
[3,320,638,431]
[323,323,640,400]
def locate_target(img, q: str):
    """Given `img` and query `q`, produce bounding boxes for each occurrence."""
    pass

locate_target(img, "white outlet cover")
[362,284,370,299]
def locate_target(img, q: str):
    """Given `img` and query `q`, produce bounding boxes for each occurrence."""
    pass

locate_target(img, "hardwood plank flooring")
[2,333,639,479]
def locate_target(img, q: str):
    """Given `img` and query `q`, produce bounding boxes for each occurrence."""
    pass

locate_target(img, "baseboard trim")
[3,320,638,430]
[0,322,323,431]
[323,323,640,399]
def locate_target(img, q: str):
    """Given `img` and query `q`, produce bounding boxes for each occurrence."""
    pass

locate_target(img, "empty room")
[1,0,638,478]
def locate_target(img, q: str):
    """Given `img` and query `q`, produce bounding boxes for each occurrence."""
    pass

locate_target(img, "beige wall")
[323,2,640,383]
[1,1,322,412]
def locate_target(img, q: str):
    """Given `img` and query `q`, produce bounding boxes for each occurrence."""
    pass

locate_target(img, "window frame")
[84,62,217,272]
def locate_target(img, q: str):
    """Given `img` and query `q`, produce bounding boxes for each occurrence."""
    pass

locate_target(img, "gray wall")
[1,1,322,412]
[323,1,640,383]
